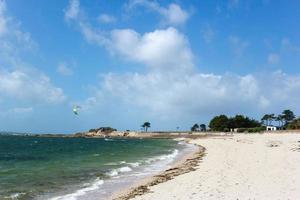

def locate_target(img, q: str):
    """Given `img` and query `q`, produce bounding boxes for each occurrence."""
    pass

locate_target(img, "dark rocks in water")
[123,132,130,137]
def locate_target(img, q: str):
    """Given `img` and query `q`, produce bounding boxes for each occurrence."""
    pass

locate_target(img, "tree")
[275,115,284,128]
[191,124,199,131]
[282,109,296,126]
[268,114,276,126]
[261,114,275,126]
[209,115,229,131]
[227,115,260,129]
[142,122,151,132]
[261,114,269,126]
[199,124,206,132]
[287,118,300,130]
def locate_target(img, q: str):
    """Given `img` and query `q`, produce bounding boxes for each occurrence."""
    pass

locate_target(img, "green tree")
[191,124,199,131]
[142,122,151,132]
[209,115,229,131]
[268,114,276,126]
[199,124,206,131]
[287,118,300,129]
[261,114,275,126]
[228,115,260,129]
[275,115,284,128]
[261,114,269,126]
[282,109,296,125]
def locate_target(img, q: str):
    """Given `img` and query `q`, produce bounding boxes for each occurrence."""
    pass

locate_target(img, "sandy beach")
[116,133,300,200]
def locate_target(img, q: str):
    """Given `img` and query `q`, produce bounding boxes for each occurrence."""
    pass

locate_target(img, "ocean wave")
[128,162,140,167]
[146,149,179,164]
[104,162,118,166]
[104,138,114,141]
[9,192,26,199]
[49,178,104,200]
[107,166,133,177]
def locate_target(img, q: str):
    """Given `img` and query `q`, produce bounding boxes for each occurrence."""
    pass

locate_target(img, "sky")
[0,0,300,133]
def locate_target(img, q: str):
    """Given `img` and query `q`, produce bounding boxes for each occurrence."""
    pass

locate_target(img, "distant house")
[266,125,277,131]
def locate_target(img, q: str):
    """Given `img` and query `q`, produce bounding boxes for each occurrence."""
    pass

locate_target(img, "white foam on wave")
[104,138,114,141]
[108,166,133,177]
[104,162,118,166]
[146,149,179,164]
[128,162,140,167]
[10,192,26,199]
[49,178,104,200]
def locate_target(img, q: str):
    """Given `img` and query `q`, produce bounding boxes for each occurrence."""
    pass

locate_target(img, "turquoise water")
[0,135,182,200]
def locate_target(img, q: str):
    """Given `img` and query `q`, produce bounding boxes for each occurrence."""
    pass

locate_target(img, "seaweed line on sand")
[113,143,206,200]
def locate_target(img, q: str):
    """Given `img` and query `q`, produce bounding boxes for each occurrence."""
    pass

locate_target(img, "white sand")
[132,133,300,200]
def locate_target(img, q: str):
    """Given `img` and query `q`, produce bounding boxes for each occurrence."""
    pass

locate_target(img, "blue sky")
[0,0,300,133]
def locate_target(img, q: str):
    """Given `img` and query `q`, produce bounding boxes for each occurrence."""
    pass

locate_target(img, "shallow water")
[0,135,190,200]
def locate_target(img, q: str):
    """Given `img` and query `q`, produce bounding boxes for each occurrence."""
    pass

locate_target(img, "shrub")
[224,128,230,132]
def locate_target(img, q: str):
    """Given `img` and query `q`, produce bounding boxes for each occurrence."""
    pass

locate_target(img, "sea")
[0,135,196,200]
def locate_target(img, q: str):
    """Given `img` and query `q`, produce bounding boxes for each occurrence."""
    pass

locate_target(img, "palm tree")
[142,122,151,132]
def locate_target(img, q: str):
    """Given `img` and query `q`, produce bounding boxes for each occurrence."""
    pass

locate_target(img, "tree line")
[261,110,295,128]
[191,109,299,132]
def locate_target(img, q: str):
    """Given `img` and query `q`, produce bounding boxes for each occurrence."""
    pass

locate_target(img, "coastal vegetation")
[261,109,296,129]
[141,122,151,132]
[208,114,261,132]
[192,109,298,133]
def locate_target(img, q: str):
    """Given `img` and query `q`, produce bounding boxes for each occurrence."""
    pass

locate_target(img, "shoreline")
[111,138,207,200]
[123,133,300,200]
[39,137,201,200]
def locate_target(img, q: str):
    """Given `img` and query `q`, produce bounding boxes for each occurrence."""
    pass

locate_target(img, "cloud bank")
[65,0,300,123]
[0,0,65,107]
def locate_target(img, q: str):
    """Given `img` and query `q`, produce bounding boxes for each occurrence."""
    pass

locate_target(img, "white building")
[266,125,277,131]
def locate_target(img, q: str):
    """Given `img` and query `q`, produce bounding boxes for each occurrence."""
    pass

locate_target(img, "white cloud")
[109,27,194,73]
[76,22,109,46]
[127,0,190,26]
[65,1,194,73]
[57,62,73,76]
[268,53,280,64]
[98,70,300,119]
[65,1,300,120]
[0,1,66,105]
[229,35,249,57]
[98,14,116,24]
[0,69,66,104]
[0,0,36,67]
[65,0,80,20]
